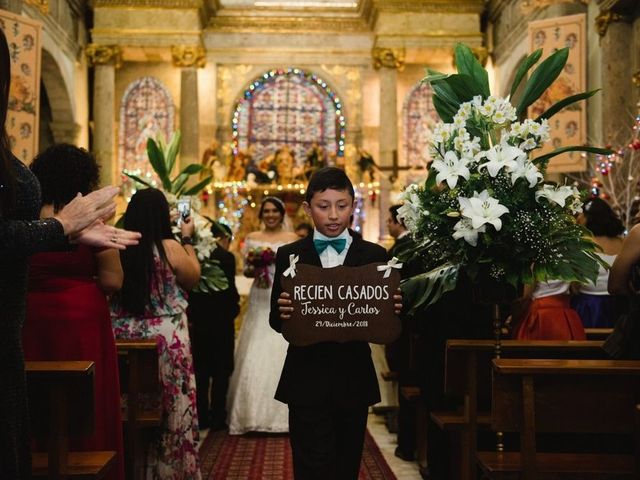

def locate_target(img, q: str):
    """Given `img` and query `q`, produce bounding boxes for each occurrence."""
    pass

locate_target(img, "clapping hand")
[73,220,141,250]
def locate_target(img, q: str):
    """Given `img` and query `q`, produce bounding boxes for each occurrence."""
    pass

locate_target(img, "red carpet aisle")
[199,429,398,480]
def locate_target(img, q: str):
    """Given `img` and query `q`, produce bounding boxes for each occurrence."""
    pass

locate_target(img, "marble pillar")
[50,121,81,145]
[600,17,632,144]
[87,44,121,186]
[180,67,199,170]
[172,46,205,173]
[373,47,404,241]
[94,64,116,185]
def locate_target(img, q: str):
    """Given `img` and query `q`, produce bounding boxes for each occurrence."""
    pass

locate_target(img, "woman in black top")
[0,28,139,478]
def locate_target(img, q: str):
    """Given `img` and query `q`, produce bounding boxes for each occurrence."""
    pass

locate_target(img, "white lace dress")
[227,238,290,434]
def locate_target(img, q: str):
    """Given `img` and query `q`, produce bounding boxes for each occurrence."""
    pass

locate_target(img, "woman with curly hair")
[24,144,125,480]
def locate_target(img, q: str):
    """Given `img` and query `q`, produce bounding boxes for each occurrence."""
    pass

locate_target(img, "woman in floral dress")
[111,188,201,479]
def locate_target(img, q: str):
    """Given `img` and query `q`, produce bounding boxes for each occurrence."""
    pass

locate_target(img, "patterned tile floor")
[366,413,423,480]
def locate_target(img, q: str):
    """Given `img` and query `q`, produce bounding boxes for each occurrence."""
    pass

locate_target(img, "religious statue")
[304,142,326,180]
[357,148,376,183]
[201,140,225,181]
[227,150,248,182]
[275,145,295,184]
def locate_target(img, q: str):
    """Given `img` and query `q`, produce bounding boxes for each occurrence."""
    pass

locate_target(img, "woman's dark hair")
[119,188,173,314]
[30,144,100,212]
[0,28,15,216]
[305,167,354,204]
[583,198,625,237]
[259,196,285,220]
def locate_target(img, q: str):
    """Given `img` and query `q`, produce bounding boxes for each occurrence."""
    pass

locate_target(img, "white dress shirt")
[314,228,352,268]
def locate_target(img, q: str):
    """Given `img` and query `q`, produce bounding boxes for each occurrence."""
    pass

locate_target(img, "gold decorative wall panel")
[0,9,42,163]
[528,13,586,173]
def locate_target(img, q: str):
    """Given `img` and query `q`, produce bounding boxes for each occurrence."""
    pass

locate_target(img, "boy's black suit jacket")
[269,231,389,408]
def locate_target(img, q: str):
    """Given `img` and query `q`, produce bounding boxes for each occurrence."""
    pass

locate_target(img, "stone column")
[597,8,633,144]
[373,47,405,241]
[172,46,206,172]
[86,44,121,187]
[50,121,81,145]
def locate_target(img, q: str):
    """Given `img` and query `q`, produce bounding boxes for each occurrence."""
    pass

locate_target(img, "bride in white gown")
[227,197,298,434]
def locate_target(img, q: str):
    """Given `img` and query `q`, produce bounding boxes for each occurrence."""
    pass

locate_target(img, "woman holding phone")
[110,188,202,479]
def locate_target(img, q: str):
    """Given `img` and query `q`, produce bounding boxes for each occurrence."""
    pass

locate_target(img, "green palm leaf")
[181,175,213,196]
[535,89,599,121]
[516,47,569,118]
[532,145,614,169]
[400,263,460,314]
[510,49,543,98]
[454,43,490,98]
[165,130,182,175]
[147,138,172,190]
[123,172,154,188]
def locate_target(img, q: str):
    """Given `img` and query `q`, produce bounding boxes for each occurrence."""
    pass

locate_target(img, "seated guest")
[572,198,624,327]
[188,221,240,431]
[514,280,586,340]
[23,144,125,480]
[110,188,201,478]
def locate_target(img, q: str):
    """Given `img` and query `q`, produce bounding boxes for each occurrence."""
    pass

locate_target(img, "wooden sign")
[280,261,401,346]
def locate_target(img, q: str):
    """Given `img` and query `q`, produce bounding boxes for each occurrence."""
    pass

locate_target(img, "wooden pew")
[431,339,608,480]
[584,327,613,341]
[115,339,161,480]
[26,360,116,479]
[477,358,640,479]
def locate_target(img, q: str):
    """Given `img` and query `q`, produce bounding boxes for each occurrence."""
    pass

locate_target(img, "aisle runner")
[199,429,397,480]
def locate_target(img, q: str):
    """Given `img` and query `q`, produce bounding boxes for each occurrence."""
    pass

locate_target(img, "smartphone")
[176,198,191,226]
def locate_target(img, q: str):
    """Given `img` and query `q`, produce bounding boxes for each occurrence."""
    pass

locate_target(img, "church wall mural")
[118,76,175,194]
[0,9,41,163]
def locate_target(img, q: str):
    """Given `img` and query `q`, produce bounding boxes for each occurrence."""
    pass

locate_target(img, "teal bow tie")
[313,237,347,254]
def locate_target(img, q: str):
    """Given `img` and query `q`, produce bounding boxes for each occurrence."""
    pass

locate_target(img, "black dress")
[0,157,67,478]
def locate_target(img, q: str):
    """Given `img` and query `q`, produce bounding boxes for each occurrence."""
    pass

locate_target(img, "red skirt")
[514,295,586,341]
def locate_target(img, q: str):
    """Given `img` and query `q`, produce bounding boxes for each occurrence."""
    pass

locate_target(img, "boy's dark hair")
[583,198,624,237]
[305,167,354,203]
[30,144,100,212]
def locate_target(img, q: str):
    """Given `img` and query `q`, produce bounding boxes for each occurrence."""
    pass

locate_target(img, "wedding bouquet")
[124,131,228,293]
[246,247,277,288]
[398,44,611,312]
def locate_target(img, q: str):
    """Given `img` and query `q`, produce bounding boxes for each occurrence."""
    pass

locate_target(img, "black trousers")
[288,403,368,480]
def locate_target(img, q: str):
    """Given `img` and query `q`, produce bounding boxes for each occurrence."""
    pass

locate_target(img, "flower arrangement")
[398,44,611,311]
[245,246,277,289]
[123,131,228,293]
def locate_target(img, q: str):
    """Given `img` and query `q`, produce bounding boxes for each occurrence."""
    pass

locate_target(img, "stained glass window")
[403,82,439,168]
[233,68,345,166]
[118,77,175,188]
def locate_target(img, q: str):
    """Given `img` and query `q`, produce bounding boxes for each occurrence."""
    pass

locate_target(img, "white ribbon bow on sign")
[283,254,300,278]
[377,257,403,278]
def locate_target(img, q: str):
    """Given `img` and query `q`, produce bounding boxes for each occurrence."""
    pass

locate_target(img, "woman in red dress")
[23,144,125,480]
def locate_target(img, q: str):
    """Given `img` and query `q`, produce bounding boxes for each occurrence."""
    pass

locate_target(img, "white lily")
[459,190,510,231]
[478,141,525,177]
[452,218,486,246]
[511,158,542,188]
[535,184,575,207]
[432,151,471,189]
[398,185,422,232]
